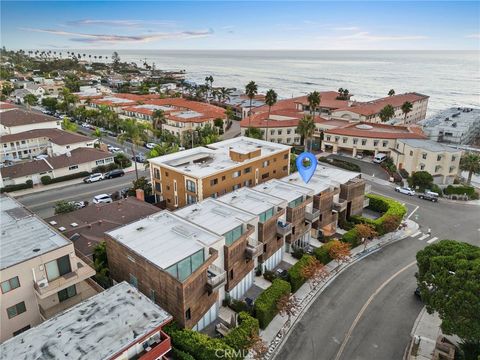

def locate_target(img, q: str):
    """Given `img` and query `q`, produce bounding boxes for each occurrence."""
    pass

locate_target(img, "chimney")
[136,188,145,202]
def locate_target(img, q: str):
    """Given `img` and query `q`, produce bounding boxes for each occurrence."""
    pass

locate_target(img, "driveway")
[327,154,390,181]
[222,120,241,139]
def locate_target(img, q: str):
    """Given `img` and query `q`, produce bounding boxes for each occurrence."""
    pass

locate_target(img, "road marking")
[333,261,417,360]
[427,237,438,244]
[411,231,422,238]
[419,234,429,241]
[407,205,419,220]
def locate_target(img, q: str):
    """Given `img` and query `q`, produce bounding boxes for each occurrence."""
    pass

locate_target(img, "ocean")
[87,50,480,115]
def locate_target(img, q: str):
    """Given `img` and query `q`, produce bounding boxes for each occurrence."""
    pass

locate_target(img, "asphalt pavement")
[326,154,390,181]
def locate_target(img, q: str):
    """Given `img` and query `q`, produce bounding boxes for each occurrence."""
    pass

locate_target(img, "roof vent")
[49,221,57,225]
[33,248,40,252]
[58,226,66,231]
[70,222,78,227]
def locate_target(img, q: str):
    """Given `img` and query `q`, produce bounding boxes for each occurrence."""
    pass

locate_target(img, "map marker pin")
[296,152,317,184]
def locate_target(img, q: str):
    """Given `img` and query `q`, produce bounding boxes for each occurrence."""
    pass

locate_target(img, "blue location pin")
[296,152,317,183]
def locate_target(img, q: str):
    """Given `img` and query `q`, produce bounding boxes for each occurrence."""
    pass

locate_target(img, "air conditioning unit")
[37,278,49,288]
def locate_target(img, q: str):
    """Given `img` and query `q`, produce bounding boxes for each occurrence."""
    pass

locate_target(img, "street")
[275,180,479,360]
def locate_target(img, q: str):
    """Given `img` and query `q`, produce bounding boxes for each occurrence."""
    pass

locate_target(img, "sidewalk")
[261,219,419,360]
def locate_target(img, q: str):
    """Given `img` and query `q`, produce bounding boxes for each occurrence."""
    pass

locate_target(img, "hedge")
[41,171,90,185]
[287,254,315,292]
[172,348,195,360]
[318,157,361,172]
[314,241,336,264]
[254,278,291,329]
[223,312,259,351]
[443,185,475,197]
[0,180,33,193]
[92,163,118,173]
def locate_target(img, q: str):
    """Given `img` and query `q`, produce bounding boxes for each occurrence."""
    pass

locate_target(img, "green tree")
[93,128,103,143]
[245,81,258,127]
[114,152,131,168]
[213,118,224,133]
[296,115,316,151]
[117,119,149,181]
[388,89,395,96]
[416,240,480,353]
[148,143,179,158]
[307,91,321,116]
[401,101,413,120]
[41,97,58,112]
[152,109,166,133]
[112,51,121,70]
[64,73,80,92]
[264,89,278,141]
[93,241,111,288]
[290,154,297,174]
[1,82,13,96]
[379,104,395,122]
[225,106,234,127]
[460,153,480,185]
[128,176,152,197]
[23,93,38,108]
[245,127,262,140]
[60,87,79,114]
[61,117,77,132]
[408,171,433,190]
[54,201,76,214]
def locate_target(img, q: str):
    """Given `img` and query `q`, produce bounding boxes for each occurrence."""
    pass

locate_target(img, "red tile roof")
[91,93,160,107]
[0,109,58,127]
[0,102,17,110]
[324,122,427,139]
[1,129,93,145]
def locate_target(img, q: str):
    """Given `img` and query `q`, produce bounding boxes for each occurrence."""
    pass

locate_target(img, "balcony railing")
[34,258,96,299]
[333,199,348,212]
[276,221,292,236]
[138,331,172,360]
[245,239,264,259]
[305,208,320,222]
[206,264,227,293]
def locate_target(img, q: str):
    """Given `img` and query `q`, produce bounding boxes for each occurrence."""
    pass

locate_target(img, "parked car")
[93,194,113,204]
[373,153,387,163]
[106,131,118,137]
[83,173,104,183]
[145,142,156,149]
[107,145,122,153]
[355,153,364,159]
[395,186,415,196]
[68,201,87,209]
[414,287,422,299]
[418,191,439,202]
[34,154,49,160]
[132,155,147,163]
[104,169,125,179]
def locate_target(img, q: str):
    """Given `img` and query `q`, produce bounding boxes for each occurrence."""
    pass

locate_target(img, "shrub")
[408,171,434,191]
[429,184,443,197]
[41,171,90,185]
[314,241,335,264]
[25,180,33,187]
[399,168,409,179]
[93,163,118,173]
[263,270,277,282]
[0,181,34,193]
[223,312,259,351]
[254,279,291,329]
[229,299,251,314]
[114,152,132,168]
[338,217,354,231]
[342,228,360,247]
[288,255,316,292]
[443,185,475,197]
[318,157,361,172]
[292,247,305,259]
[41,175,52,185]
[172,348,195,360]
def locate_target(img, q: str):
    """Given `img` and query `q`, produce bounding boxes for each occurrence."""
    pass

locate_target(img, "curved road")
[275,182,479,360]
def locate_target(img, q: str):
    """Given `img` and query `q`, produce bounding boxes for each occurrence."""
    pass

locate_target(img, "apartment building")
[176,198,260,300]
[88,93,159,113]
[420,107,480,145]
[0,282,173,360]
[149,137,291,210]
[390,139,463,184]
[218,188,288,271]
[331,93,429,124]
[0,109,61,135]
[322,122,427,157]
[0,128,96,162]
[105,211,226,331]
[0,195,97,342]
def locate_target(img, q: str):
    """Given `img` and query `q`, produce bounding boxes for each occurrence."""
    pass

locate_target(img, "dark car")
[418,191,439,202]
[414,287,422,299]
[104,169,125,179]
[132,155,147,163]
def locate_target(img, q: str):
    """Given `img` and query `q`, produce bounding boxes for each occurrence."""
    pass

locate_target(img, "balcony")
[136,331,171,360]
[363,198,370,208]
[245,239,264,259]
[206,264,227,293]
[276,221,292,236]
[333,199,348,212]
[34,258,96,299]
[305,208,320,222]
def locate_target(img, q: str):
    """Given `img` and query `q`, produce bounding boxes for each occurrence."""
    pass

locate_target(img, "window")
[187,194,196,204]
[437,155,442,161]
[155,182,161,192]
[263,160,270,168]
[270,130,275,135]
[288,196,303,208]
[166,250,204,281]
[210,178,218,186]
[353,138,358,145]
[95,159,105,165]
[173,181,177,192]
[186,180,196,192]
[244,179,252,187]
[284,154,288,160]
[373,140,379,146]
[232,171,241,178]
[230,269,234,280]
[6,302,26,319]
[68,165,78,171]
[165,171,169,177]
[150,289,156,302]
[174,195,178,207]
[361,139,367,146]
[449,166,456,172]
[420,164,425,170]
[259,207,274,223]
[1,276,20,294]
[410,151,413,156]
[286,138,291,143]
[343,137,348,144]
[13,325,30,337]
[244,167,251,174]
[224,225,244,246]
[435,165,442,172]
[287,129,291,134]
[154,168,160,179]
[233,184,241,191]
[2,144,6,148]
[422,153,427,160]
[129,274,138,288]
[382,141,388,147]
[261,172,269,179]
[58,285,77,302]
[335,136,340,142]
[186,308,191,320]
[45,255,71,281]
[326,136,331,141]
[222,176,226,181]
[451,155,457,162]
[283,165,288,171]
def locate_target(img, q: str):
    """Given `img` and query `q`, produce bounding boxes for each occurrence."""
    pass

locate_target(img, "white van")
[373,153,387,163]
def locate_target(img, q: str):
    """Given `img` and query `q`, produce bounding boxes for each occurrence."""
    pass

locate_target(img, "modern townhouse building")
[253,179,314,253]
[0,195,98,342]
[148,137,291,210]
[0,128,96,162]
[218,188,288,271]
[105,211,226,331]
[390,139,463,184]
[0,109,61,135]
[175,198,261,300]
[0,282,173,360]
[321,122,427,157]
[331,93,429,124]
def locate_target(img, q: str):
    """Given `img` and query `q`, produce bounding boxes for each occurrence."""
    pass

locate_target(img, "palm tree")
[219,87,233,103]
[459,153,480,185]
[307,91,321,117]
[152,109,166,138]
[401,101,413,120]
[379,104,395,122]
[204,75,214,103]
[297,115,316,151]
[117,119,150,181]
[245,81,258,127]
[388,89,395,96]
[264,89,278,141]
[225,106,234,128]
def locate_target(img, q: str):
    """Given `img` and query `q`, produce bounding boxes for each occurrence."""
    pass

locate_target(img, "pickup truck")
[418,191,439,202]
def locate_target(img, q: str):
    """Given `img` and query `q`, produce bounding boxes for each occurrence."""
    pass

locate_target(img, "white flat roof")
[217,187,285,215]
[398,138,461,153]
[253,179,313,203]
[106,211,222,269]
[148,137,290,178]
[282,165,361,193]
[175,199,256,236]
[0,282,172,360]
[0,195,70,270]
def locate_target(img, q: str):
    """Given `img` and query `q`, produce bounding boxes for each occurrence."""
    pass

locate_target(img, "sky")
[1,1,479,51]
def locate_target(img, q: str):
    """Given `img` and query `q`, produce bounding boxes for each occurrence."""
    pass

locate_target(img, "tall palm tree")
[379,104,395,122]
[307,91,321,117]
[401,101,413,121]
[297,115,316,152]
[264,89,278,142]
[204,75,214,103]
[245,81,258,127]
[219,87,233,103]
[117,119,150,181]
[459,153,480,185]
[152,109,166,139]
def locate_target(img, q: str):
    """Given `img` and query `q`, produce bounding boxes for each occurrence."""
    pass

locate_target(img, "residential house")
[0,109,61,135]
